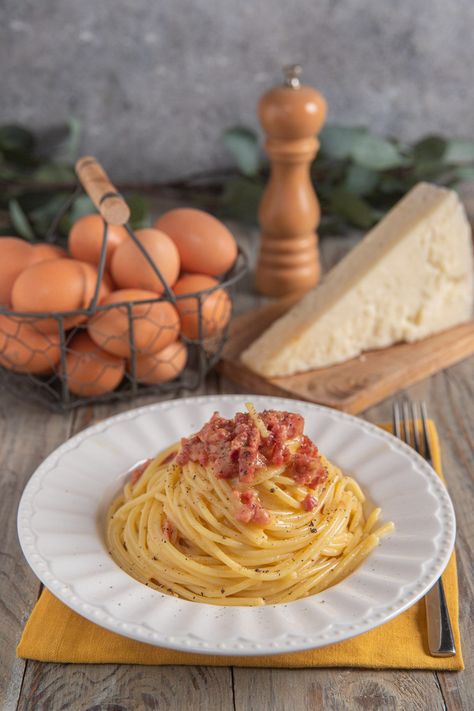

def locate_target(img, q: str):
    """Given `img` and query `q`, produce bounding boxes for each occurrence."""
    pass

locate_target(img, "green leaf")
[351,134,406,170]
[312,157,348,197]
[29,192,70,222]
[10,191,60,212]
[35,118,81,163]
[33,163,75,183]
[223,127,260,176]
[8,199,35,240]
[329,189,375,229]
[343,164,379,196]
[443,139,474,164]
[413,135,447,163]
[0,125,35,159]
[127,193,150,229]
[58,195,95,234]
[219,176,262,223]
[70,195,95,220]
[319,125,368,160]
[318,214,345,237]
[412,160,450,180]
[0,162,25,180]
[378,175,411,194]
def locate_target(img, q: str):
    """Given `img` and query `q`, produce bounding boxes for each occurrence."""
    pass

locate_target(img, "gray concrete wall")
[1,0,473,181]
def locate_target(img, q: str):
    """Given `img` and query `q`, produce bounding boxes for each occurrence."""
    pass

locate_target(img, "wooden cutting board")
[218,297,474,414]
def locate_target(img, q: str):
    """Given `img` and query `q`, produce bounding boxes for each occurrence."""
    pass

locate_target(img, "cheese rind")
[241,183,473,377]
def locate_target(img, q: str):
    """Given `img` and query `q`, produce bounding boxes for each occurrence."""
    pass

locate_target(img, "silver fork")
[392,400,456,657]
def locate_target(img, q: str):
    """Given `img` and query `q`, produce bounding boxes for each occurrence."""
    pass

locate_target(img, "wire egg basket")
[0,157,248,410]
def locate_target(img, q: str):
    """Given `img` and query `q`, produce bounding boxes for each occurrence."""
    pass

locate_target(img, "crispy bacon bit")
[302,494,317,512]
[130,459,152,485]
[177,409,304,482]
[259,410,304,467]
[176,407,327,526]
[289,435,327,487]
[162,518,174,539]
[162,451,177,465]
[234,489,271,526]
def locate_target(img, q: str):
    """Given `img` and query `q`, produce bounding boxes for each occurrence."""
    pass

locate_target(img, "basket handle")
[75,156,131,225]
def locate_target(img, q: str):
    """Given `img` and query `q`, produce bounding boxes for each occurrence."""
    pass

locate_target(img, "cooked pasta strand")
[107,441,394,606]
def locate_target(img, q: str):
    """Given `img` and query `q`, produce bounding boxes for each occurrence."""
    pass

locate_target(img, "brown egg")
[111,228,180,294]
[173,274,231,339]
[30,243,68,264]
[11,259,109,333]
[154,208,237,276]
[68,214,128,268]
[132,340,187,384]
[88,289,180,358]
[102,269,115,292]
[81,261,111,309]
[0,237,33,305]
[64,331,125,396]
[0,315,61,374]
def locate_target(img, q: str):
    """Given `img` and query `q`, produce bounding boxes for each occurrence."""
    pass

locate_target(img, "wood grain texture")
[0,398,76,711]
[429,362,474,711]
[233,668,446,711]
[75,157,130,225]
[1,223,472,711]
[219,298,474,414]
[17,664,233,711]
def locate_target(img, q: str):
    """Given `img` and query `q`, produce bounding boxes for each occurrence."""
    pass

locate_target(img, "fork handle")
[425,576,456,656]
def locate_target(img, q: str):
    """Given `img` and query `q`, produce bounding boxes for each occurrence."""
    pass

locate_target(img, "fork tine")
[392,401,402,439]
[420,402,434,465]
[402,399,412,445]
[411,401,422,454]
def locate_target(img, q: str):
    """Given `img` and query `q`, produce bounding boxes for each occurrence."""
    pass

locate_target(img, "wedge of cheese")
[241,182,473,377]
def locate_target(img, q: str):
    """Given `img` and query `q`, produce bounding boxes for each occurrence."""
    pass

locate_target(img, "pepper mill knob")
[283,63,302,88]
[255,65,327,297]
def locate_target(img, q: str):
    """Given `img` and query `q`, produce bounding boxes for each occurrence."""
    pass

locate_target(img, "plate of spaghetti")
[18,395,455,655]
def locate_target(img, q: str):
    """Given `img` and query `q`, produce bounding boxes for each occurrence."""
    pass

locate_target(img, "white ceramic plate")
[17,395,456,656]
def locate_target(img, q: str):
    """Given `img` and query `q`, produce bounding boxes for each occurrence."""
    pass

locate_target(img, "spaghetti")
[107,405,394,606]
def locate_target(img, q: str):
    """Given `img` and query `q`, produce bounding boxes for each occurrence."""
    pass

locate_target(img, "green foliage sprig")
[0,120,150,240]
[221,125,474,232]
[1,119,473,241]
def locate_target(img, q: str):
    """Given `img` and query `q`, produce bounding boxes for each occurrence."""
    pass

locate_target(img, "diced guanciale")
[130,459,152,485]
[162,517,174,539]
[176,408,327,526]
[233,489,271,525]
[302,494,317,511]
[177,410,307,481]
[289,435,327,487]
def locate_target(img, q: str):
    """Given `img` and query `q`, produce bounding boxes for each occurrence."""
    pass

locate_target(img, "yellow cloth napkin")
[17,422,464,669]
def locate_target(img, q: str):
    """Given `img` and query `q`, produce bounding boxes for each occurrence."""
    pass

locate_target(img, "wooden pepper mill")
[255,65,327,297]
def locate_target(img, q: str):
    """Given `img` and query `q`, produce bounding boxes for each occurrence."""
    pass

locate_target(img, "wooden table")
[1,224,472,711]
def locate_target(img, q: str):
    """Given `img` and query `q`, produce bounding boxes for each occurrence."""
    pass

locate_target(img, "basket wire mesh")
[0,183,248,410]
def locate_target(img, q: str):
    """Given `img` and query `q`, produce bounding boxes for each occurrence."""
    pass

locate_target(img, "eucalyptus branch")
[0,120,473,240]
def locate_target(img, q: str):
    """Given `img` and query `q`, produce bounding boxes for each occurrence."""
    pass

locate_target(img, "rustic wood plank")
[219,297,474,414]
[233,668,446,711]
[0,394,76,711]
[17,664,234,711]
[431,362,474,711]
